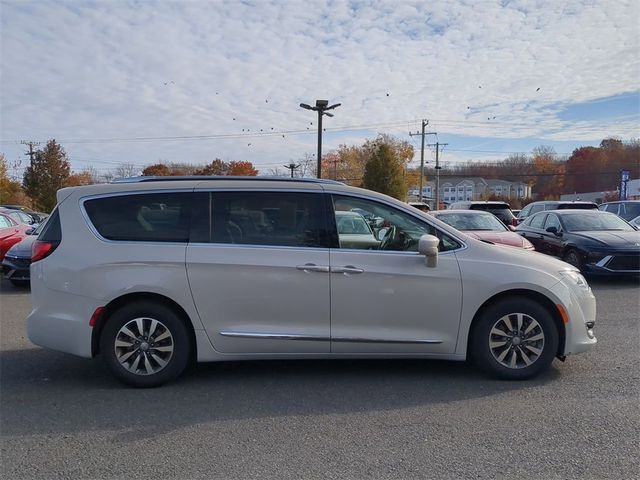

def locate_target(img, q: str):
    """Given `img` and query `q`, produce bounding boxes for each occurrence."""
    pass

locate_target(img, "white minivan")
[27,177,596,387]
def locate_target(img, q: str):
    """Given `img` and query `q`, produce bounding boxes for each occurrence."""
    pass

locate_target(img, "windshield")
[437,213,507,231]
[562,213,635,232]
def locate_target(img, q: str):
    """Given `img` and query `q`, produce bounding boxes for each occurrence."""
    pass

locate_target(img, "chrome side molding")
[219,331,442,344]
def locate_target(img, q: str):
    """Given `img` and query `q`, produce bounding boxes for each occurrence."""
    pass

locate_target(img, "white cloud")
[0,0,638,174]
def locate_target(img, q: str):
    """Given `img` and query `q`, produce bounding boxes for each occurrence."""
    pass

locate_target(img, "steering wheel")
[379,225,397,250]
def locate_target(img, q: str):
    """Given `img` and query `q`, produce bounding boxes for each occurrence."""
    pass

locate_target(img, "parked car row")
[0,204,48,224]
[435,199,639,276]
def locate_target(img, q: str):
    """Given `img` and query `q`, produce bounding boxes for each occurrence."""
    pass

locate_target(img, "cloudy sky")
[1,0,638,177]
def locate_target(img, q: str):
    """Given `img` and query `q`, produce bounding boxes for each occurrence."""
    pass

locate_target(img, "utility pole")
[327,156,340,180]
[299,100,341,178]
[283,162,301,178]
[21,141,40,162]
[426,141,448,209]
[409,120,436,202]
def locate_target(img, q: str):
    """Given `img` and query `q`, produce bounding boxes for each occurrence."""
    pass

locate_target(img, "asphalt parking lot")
[1,277,638,480]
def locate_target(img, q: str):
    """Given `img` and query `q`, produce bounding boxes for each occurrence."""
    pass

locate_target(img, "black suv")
[447,201,517,226]
[517,201,598,224]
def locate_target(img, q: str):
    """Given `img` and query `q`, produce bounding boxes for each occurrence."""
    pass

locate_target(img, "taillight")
[32,240,58,262]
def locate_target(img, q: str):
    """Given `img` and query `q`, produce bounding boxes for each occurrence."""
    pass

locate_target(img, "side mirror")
[507,225,516,232]
[418,234,439,268]
[546,226,560,236]
[25,227,35,235]
[377,227,389,241]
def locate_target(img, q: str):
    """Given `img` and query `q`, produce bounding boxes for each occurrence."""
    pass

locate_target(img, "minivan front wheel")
[471,298,559,380]
[100,301,190,387]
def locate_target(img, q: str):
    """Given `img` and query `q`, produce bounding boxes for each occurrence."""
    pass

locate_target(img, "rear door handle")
[296,263,330,273]
[332,265,365,274]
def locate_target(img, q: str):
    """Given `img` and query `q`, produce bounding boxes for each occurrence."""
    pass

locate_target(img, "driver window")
[332,195,460,252]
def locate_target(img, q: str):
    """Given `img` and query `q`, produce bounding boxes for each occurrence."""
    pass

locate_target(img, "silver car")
[27,177,597,387]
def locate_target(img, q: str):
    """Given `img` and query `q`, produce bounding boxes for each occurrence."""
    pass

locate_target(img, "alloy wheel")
[488,313,545,369]
[114,317,174,375]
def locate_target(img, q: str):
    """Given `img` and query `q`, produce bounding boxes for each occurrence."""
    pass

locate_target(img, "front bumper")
[583,251,640,276]
[551,280,597,355]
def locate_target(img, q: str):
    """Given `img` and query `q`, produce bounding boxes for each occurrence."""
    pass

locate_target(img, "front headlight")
[559,269,591,292]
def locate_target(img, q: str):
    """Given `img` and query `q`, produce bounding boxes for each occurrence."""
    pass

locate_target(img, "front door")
[186,189,331,354]
[328,194,463,354]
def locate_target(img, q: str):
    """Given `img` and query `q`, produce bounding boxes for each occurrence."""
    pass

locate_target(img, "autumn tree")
[142,163,172,176]
[227,161,258,176]
[66,169,98,186]
[362,143,407,199]
[0,154,30,205]
[531,146,565,199]
[194,159,229,176]
[23,140,71,212]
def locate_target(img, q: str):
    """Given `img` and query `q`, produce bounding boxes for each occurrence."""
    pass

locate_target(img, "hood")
[463,230,530,249]
[571,230,640,249]
[6,235,36,258]
[459,235,574,280]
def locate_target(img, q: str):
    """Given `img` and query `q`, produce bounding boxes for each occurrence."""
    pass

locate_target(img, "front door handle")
[332,265,365,274]
[296,263,330,273]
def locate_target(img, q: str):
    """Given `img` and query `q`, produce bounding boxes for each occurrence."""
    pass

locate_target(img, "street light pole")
[299,100,341,178]
[317,109,323,178]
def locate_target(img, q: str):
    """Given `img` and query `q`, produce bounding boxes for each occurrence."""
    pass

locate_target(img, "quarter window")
[84,193,192,242]
[332,195,460,252]
[0,215,11,228]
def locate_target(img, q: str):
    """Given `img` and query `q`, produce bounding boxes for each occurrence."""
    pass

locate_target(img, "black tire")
[9,279,30,288]
[470,297,559,380]
[563,249,583,272]
[100,301,191,388]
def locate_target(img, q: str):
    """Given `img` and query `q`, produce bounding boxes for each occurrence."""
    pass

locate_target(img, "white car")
[335,211,381,249]
[27,177,596,387]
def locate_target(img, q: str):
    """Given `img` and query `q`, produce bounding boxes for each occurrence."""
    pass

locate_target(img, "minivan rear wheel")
[100,301,190,387]
[471,297,558,380]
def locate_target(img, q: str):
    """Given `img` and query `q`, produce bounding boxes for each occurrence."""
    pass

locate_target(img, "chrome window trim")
[187,242,330,253]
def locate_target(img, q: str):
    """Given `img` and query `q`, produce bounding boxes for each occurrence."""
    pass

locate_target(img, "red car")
[0,212,30,261]
[432,210,535,250]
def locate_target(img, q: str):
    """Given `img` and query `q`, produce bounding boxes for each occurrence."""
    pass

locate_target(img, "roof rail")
[112,176,344,185]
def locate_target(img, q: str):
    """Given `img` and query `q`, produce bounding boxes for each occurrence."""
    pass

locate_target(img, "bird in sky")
[247,143,252,146]
[536,87,541,92]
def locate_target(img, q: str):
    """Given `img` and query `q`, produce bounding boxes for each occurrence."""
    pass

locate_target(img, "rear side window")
[0,215,12,228]
[39,208,61,242]
[84,193,192,242]
[529,213,547,229]
[194,191,330,248]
